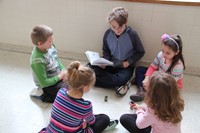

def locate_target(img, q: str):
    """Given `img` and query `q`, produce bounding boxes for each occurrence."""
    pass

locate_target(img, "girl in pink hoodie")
[120,71,184,133]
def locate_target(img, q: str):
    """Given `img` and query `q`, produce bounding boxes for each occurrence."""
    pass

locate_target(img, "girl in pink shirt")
[130,34,185,102]
[120,71,184,133]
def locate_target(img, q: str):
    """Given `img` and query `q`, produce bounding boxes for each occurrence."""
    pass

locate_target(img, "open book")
[85,51,114,66]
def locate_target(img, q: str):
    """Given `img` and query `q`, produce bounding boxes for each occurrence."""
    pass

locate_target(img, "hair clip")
[161,34,179,50]
[161,34,170,42]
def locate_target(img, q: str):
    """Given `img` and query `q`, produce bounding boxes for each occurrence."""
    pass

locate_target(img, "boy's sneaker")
[116,85,128,96]
[30,87,43,97]
[116,80,131,96]
[105,119,118,131]
[126,79,132,88]
[130,87,145,102]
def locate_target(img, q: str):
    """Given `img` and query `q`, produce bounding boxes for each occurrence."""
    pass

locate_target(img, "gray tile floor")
[0,49,199,133]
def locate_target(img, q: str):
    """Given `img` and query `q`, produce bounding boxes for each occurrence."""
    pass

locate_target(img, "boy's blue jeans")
[89,64,134,88]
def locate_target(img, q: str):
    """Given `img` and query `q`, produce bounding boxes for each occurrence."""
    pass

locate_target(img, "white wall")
[0,0,199,74]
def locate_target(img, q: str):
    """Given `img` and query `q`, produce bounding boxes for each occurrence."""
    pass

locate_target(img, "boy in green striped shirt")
[30,24,67,103]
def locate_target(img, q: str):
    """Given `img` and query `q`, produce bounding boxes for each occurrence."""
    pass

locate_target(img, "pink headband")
[161,34,179,50]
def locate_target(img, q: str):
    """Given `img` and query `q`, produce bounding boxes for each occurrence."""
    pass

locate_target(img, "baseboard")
[0,43,199,76]
[0,43,87,61]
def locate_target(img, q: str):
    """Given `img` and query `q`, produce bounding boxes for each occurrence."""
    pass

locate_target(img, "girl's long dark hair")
[163,34,185,73]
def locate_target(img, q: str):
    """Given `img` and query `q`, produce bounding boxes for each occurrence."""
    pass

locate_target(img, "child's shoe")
[116,80,131,96]
[116,85,128,96]
[130,87,145,102]
[30,87,43,96]
[105,119,118,131]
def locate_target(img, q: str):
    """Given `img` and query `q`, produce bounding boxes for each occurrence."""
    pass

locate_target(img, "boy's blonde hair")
[31,24,53,45]
[145,71,184,124]
[108,7,128,26]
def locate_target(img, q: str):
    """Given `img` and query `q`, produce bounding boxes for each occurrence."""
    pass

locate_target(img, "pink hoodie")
[136,105,181,133]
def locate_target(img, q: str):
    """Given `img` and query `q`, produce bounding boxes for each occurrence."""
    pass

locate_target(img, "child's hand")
[130,101,140,110]
[142,76,149,90]
[98,65,106,69]
[82,119,87,129]
[134,104,142,110]
[123,61,129,68]
[130,101,136,110]
[63,73,68,82]
[58,70,67,80]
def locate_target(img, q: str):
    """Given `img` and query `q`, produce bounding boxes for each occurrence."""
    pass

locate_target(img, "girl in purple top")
[120,71,184,133]
[39,61,118,133]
